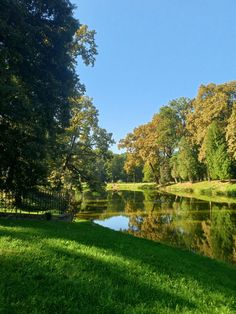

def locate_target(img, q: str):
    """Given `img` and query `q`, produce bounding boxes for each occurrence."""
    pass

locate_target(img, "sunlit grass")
[162,181,236,203]
[0,219,235,313]
[107,182,157,191]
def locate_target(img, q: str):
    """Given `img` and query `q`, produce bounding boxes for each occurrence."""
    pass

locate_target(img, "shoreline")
[107,181,236,203]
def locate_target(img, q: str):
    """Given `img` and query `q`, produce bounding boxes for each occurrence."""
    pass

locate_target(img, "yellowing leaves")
[186,81,236,161]
[226,103,236,159]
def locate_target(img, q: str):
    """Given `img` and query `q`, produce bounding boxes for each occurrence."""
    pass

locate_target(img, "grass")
[161,181,236,203]
[0,219,236,313]
[107,182,157,191]
[107,180,236,203]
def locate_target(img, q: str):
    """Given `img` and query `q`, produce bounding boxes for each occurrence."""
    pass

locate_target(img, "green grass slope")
[162,181,236,203]
[0,219,235,314]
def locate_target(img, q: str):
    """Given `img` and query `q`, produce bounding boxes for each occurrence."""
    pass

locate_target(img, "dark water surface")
[77,190,236,264]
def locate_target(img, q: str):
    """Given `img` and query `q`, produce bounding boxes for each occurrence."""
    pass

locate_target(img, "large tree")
[120,83,236,184]
[186,82,236,161]
[119,117,160,183]
[48,96,113,191]
[119,98,192,184]
[172,137,203,182]
[0,0,97,196]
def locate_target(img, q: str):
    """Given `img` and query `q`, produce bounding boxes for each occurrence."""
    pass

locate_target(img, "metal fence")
[0,189,69,216]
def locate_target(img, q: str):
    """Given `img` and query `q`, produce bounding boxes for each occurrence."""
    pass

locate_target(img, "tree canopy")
[120,82,236,184]
[0,0,112,196]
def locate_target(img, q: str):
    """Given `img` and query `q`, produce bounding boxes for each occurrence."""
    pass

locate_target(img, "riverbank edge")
[107,181,236,203]
[106,182,157,191]
[160,181,236,203]
[0,218,235,313]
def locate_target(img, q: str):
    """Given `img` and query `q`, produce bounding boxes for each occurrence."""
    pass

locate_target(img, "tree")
[120,83,236,184]
[204,121,232,180]
[0,1,98,196]
[170,155,180,183]
[119,98,193,184]
[155,106,181,158]
[159,160,172,185]
[119,120,159,183]
[48,96,113,191]
[187,82,236,161]
[168,97,192,129]
[226,103,236,160]
[176,137,203,182]
[143,162,155,182]
[106,153,128,182]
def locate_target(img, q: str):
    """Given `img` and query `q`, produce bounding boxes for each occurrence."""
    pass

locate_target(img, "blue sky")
[72,0,236,152]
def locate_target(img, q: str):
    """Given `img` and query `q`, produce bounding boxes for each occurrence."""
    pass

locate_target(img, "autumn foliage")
[120,82,236,183]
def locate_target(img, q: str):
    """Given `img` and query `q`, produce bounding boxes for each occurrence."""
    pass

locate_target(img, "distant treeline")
[117,82,236,184]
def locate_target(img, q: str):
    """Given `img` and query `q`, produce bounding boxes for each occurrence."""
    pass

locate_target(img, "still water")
[77,190,236,264]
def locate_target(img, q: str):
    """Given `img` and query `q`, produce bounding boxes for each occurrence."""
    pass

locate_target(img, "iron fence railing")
[0,189,69,216]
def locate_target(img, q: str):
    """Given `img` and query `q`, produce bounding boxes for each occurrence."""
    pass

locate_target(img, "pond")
[77,190,236,265]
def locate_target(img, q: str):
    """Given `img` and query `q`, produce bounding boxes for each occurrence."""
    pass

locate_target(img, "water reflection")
[94,215,129,231]
[77,190,236,264]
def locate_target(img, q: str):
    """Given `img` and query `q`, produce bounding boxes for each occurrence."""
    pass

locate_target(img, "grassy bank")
[106,182,157,191]
[161,181,236,203]
[0,219,236,313]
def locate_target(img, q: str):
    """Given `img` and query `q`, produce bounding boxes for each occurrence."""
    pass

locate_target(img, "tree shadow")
[0,237,195,313]
[0,219,235,313]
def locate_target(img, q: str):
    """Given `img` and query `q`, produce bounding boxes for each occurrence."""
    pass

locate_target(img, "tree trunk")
[149,162,160,184]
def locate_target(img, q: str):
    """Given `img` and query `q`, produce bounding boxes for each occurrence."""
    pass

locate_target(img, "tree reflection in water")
[79,190,236,264]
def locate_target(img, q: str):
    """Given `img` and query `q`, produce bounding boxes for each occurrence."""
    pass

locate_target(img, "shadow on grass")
[0,219,236,313]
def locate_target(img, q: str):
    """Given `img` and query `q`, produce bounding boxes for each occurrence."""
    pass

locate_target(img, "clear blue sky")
[72,0,236,152]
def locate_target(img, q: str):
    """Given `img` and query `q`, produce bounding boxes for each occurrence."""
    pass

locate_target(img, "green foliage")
[48,96,113,191]
[176,138,203,182]
[187,81,236,161]
[106,153,128,182]
[170,155,180,182]
[0,1,114,195]
[226,103,236,159]
[156,106,182,158]
[128,164,144,183]
[160,159,172,184]
[142,162,155,182]
[168,97,192,129]
[120,98,192,184]
[204,121,232,180]
[121,83,236,184]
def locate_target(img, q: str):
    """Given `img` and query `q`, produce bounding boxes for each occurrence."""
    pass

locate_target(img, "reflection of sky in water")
[94,215,129,231]
[82,190,236,264]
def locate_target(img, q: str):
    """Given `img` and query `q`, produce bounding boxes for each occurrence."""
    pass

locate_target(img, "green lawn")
[107,182,157,191]
[0,219,235,313]
[162,181,236,203]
